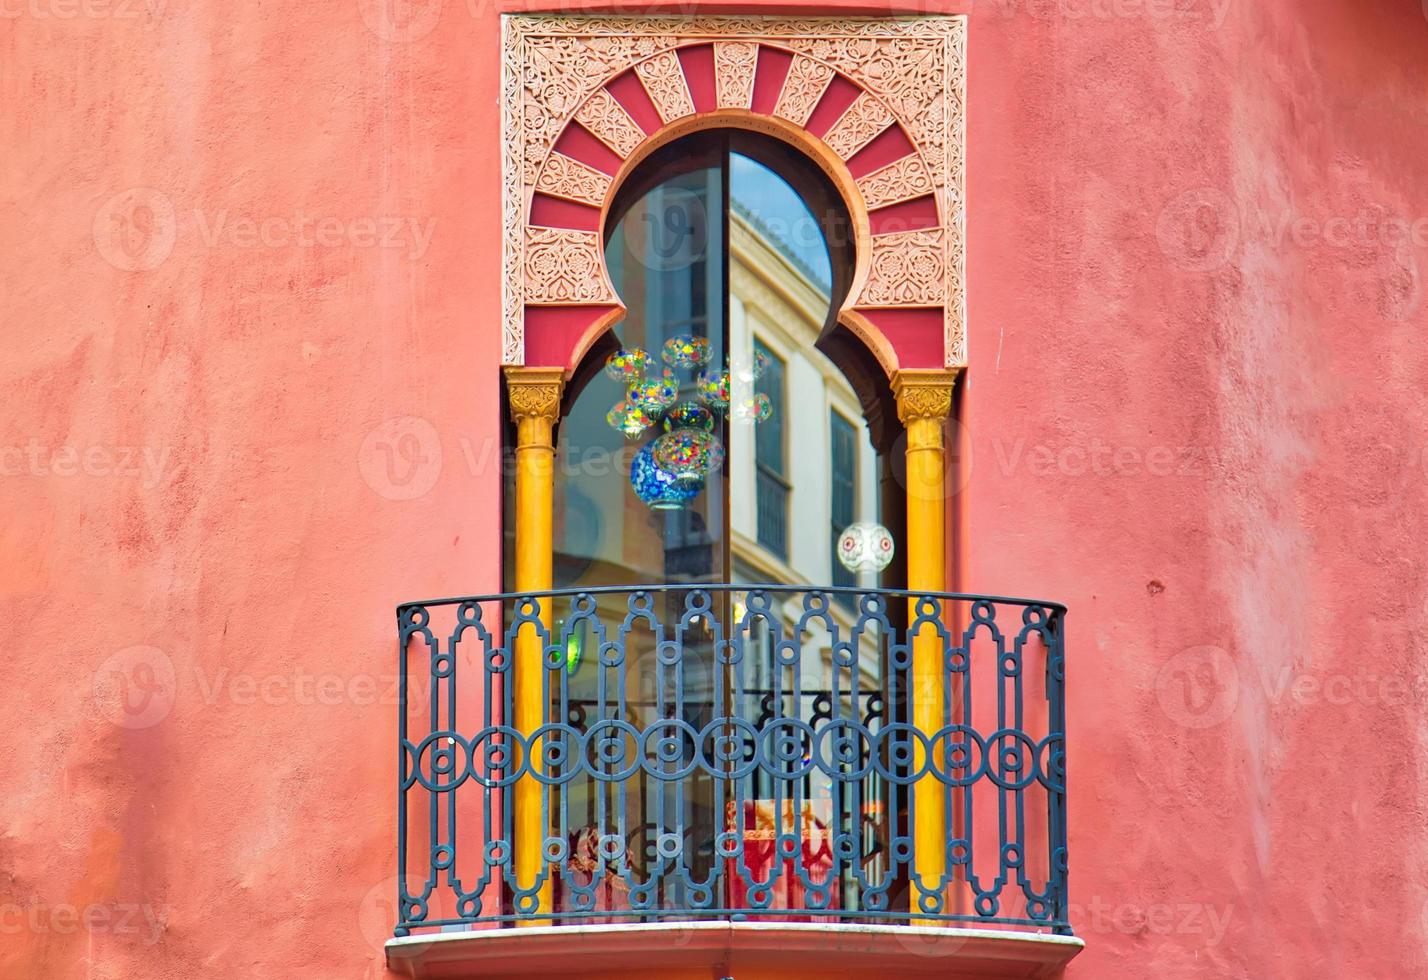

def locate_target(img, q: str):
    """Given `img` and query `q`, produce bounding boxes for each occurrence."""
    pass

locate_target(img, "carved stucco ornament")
[713,41,758,109]
[892,369,958,426]
[505,366,565,430]
[535,152,612,208]
[502,15,966,369]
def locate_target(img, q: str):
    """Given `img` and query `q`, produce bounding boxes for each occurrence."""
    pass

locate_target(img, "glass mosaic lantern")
[660,334,712,369]
[606,401,655,438]
[836,522,896,574]
[662,401,715,433]
[695,368,730,411]
[733,347,770,383]
[630,440,701,510]
[652,428,725,485]
[731,392,773,423]
[604,347,651,383]
[627,370,679,415]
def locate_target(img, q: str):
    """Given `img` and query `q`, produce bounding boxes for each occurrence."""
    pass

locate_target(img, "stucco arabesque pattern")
[503,16,965,368]
[894,375,955,425]
[535,153,612,208]
[507,377,564,425]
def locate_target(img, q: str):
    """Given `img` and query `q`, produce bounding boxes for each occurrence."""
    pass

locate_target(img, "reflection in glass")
[512,135,893,919]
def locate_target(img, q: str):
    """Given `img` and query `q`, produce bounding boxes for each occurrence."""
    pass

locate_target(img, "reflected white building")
[728,200,881,593]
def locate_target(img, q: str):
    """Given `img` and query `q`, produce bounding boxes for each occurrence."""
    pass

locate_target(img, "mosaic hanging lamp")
[630,440,701,510]
[752,392,772,422]
[601,337,776,509]
[662,401,715,433]
[604,347,651,383]
[733,347,770,383]
[731,392,773,423]
[836,522,896,574]
[660,334,712,370]
[652,428,725,486]
[695,368,731,411]
[606,400,656,438]
[627,370,679,415]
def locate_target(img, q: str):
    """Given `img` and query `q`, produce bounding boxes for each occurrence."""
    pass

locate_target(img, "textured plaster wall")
[965,1,1428,976]
[1,1,1424,978]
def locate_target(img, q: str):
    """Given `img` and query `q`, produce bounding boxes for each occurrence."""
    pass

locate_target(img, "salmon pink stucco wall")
[2,1,1426,979]
[962,1,1428,976]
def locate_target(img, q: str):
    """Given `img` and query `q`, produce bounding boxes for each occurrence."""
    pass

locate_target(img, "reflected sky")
[730,154,832,293]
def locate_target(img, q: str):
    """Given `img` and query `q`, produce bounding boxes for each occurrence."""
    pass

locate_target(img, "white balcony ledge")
[385,921,1084,979]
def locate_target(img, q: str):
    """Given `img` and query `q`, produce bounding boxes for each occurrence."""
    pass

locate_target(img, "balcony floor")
[384,921,1084,979]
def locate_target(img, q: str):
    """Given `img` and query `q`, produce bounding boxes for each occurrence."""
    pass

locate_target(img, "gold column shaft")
[892,368,959,921]
[504,366,564,923]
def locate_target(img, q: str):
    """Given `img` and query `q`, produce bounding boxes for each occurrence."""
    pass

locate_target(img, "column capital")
[891,368,960,426]
[504,366,565,427]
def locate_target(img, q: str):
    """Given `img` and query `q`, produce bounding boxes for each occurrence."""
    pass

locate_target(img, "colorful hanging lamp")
[630,440,701,510]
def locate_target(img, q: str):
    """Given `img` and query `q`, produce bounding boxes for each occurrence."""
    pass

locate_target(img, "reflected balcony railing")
[395,585,1069,937]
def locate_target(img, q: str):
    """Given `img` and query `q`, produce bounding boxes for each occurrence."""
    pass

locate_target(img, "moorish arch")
[498,16,968,918]
[502,15,965,378]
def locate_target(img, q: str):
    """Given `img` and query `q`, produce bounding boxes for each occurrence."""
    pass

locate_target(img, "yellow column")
[504,366,564,922]
[892,368,959,920]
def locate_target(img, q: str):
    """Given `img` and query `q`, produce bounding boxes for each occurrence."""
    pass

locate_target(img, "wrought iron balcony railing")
[395,585,1068,937]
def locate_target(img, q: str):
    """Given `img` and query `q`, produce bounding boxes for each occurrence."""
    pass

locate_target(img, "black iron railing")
[395,585,1068,935]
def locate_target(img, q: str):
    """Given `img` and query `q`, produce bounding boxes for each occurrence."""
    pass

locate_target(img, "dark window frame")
[829,408,858,590]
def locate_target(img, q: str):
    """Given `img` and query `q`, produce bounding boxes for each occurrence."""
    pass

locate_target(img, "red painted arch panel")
[606,70,663,136]
[677,45,718,114]
[750,46,794,116]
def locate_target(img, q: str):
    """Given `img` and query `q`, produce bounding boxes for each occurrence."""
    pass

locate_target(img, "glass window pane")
[830,411,857,590]
[551,165,726,590]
